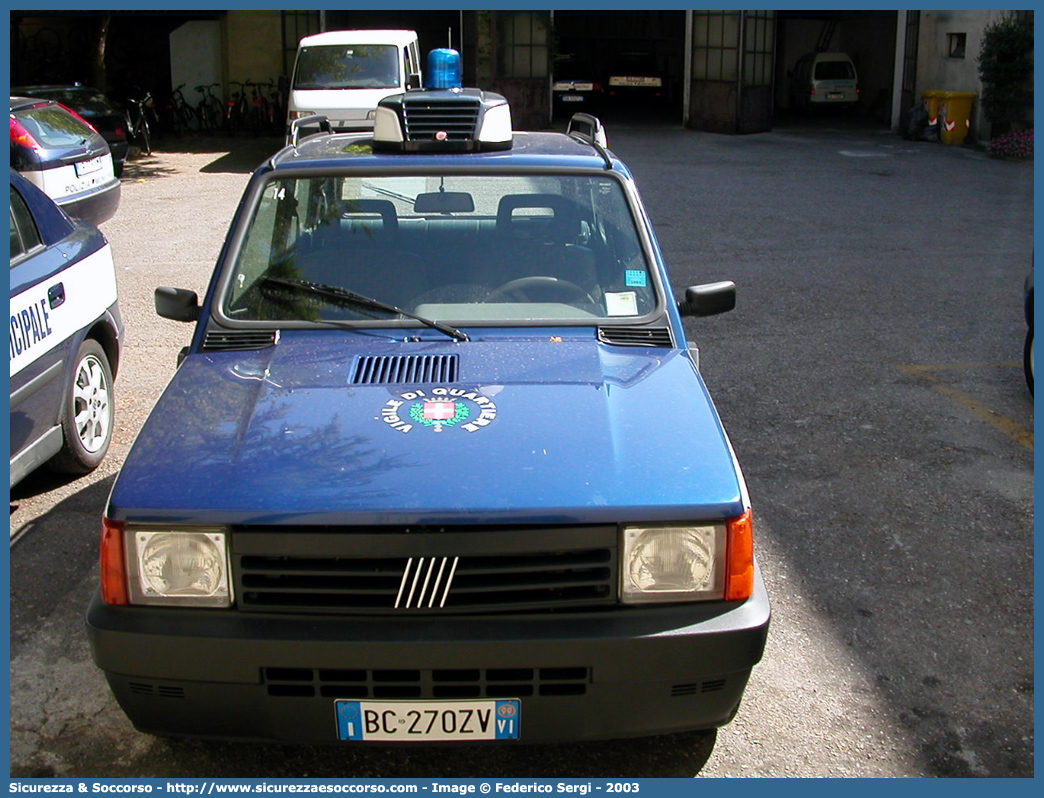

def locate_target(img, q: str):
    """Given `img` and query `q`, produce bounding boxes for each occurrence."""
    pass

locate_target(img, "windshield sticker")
[625,270,648,287]
[605,291,639,316]
[380,387,498,434]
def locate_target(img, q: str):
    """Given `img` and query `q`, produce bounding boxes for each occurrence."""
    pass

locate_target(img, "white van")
[790,52,859,111]
[287,30,422,136]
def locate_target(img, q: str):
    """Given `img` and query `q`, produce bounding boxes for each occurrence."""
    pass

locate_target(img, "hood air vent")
[203,329,279,351]
[597,326,674,348]
[352,354,459,385]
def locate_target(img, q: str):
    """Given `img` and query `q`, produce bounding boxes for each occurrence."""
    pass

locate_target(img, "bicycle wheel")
[180,103,197,132]
[140,115,152,155]
[227,102,238,137]
[209,97,226,132]
[196,104,211,134]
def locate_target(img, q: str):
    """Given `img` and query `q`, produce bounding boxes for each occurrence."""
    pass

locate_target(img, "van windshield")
[815,61,855,80]
[294,45,400,90]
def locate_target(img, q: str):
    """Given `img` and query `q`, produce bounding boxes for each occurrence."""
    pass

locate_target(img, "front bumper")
[87,568,769,744]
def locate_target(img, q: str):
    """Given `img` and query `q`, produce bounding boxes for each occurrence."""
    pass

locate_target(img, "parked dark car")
[551,53,604,118]
[9,169,124,487]
[12,84,130,177]
[10,96,121,226]
[606,51,666,105]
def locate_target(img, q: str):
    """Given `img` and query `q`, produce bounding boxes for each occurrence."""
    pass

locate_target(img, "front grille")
[233,526,617,615]
[402,98,481,141]
[264,666,590,699]
[352,354,458,385]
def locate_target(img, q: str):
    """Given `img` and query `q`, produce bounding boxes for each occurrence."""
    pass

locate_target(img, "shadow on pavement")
[154,729,717,779]
[10,471,116,657]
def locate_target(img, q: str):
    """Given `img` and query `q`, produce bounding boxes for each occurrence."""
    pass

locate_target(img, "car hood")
[109,331,746,525]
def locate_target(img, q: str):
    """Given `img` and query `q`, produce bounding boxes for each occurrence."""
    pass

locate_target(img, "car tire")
[50,339,115,475]
[1024,325,1034,395]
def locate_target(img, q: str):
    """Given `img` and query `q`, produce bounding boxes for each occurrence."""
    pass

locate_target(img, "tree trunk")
[92,11,111,90]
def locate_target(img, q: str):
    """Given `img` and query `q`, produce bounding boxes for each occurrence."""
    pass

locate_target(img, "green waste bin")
[921,90,945,125]
[940,91,978,145]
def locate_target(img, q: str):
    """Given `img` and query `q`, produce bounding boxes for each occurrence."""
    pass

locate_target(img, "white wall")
[170,21,222,105]
[915,9,1012,139]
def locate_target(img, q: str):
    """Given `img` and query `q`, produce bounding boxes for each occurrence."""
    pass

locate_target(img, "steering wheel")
[485,276,592,304]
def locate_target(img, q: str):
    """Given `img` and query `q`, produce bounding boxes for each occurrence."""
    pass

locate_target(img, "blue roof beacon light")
[427,48,463,90]
[373,48,513,152]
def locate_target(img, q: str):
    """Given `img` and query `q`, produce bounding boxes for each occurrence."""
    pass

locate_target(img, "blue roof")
[268,130,627,175]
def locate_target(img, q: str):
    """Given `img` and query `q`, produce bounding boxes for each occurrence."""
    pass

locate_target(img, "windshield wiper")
[260,277,470,342]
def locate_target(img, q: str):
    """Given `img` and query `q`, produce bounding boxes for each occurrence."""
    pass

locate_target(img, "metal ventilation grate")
[128,682,186,699]
[403,98,481,141]
[264,666,590,700]
[597,326,673,347]
[203,329,279,351]
[670,678,728,697]
[352,354,459,385]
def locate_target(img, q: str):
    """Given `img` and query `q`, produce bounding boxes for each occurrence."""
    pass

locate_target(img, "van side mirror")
[155,286,200,322]
[678,281,736,318]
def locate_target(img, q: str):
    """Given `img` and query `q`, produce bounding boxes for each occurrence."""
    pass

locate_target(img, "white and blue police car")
[10,169,123,487]
[87,51,769,745]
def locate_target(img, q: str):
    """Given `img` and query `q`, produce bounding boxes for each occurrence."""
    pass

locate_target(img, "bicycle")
[194,83,225,134]
[267,80,286,133]
[167,83,196,136]
[124,92,156,155]
[248,80,270,136]
[226,80,250,137]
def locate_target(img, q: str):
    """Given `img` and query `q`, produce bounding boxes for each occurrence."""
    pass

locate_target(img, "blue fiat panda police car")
[88,53,769,744]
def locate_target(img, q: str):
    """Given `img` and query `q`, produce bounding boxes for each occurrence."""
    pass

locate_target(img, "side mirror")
[155,286,200,322]
[678,281,736,318]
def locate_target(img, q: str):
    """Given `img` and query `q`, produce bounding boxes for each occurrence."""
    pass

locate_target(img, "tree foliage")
[978,14,1034,126]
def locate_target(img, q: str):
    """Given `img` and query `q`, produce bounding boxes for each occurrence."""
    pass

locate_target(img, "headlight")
[125,528,232,607]
[621,525,725,604]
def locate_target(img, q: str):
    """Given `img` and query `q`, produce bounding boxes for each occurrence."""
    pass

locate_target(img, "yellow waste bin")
[921,90,945,126]
[940,91,978,145]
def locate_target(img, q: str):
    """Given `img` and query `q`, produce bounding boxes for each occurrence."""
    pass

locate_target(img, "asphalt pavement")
[8,114,1034,779]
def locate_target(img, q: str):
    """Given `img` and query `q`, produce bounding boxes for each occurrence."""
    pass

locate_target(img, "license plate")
[75,157,102,177]
[610,76,662,87]
[561,95,584,102]
[828,92,844,100]
[335,699,520,742]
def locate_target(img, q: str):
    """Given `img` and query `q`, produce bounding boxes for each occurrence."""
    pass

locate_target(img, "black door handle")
[47,282,65,309]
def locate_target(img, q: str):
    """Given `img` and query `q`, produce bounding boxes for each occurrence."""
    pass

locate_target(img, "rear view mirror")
[413,192,475,214]
[155,286,200,322]
[678,281,736,318]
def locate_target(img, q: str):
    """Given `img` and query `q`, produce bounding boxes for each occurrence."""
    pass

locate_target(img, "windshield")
[13,105,94,147]
[294,45,400,90]
[814,61,855,80]
[222,173,658,326]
